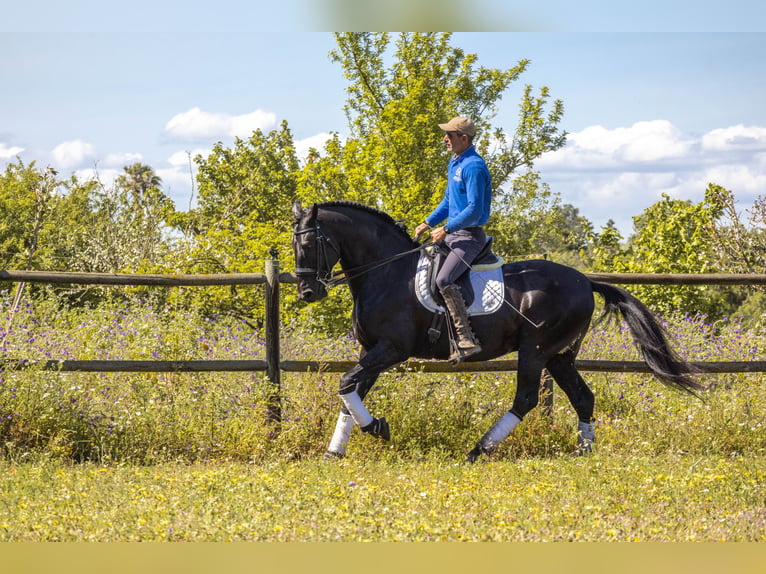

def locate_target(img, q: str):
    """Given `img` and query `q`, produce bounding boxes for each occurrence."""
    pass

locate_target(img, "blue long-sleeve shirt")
[425,146,492,233]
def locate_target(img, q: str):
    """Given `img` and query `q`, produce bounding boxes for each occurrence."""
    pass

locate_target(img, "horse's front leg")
[325,340,406,458]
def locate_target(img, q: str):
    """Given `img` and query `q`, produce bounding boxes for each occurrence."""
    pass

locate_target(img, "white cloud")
[167,148,212,167]
[537,120,766,236]
[156,165,197,209]
[164,107,278,140]
[701,125,766,152]
[0,142,24,158]
[539,120,694,170]
[294,132,336,161]
[103,152,143,167]
[52,140,95,169]
[700,163,766,195]
[73,167,120,187]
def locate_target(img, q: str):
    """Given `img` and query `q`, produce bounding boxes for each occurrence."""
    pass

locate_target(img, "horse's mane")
[318,201,414,242]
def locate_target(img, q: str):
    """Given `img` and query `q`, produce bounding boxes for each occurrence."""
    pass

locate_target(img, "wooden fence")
[2,261,766,418]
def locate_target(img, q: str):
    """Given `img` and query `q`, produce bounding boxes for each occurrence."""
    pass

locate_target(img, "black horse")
[292,201,703,461]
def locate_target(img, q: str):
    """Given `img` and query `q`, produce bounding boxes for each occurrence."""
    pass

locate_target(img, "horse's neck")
[324,214,412,270]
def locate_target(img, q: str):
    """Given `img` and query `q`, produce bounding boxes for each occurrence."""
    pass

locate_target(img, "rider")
[415,116,493,363]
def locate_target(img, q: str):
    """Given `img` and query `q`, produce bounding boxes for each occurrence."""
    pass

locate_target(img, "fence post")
[265,247,282,423]
[540,369,554,416]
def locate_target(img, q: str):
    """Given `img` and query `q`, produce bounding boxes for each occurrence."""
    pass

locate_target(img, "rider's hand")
[414,222,430,240]
[430,226,447,244]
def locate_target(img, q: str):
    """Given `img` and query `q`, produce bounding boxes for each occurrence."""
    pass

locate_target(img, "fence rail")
[4,269,766,286]
[2,358,766,374]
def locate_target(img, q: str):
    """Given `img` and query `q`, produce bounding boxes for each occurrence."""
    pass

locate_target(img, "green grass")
[1,454,763,541]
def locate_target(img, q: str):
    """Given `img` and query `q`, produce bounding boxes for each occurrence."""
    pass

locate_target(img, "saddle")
[426,237,504,306]
[416,237,505,343]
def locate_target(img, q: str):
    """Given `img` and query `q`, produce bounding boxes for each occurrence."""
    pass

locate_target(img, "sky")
[2,2,766,237]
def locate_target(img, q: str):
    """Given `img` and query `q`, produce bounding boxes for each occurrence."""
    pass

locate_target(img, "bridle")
[293,220,430,289]
[293,222,341,288]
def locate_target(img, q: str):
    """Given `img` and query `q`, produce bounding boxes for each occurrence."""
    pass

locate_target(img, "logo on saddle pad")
[415,250,505,316]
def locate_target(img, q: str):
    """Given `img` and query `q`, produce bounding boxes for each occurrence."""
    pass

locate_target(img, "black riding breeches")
[435,227,486,291]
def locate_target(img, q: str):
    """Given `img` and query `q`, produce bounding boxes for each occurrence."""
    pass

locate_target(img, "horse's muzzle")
[297,279,328,302]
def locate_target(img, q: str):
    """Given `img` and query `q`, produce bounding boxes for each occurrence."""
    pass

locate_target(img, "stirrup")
[448,340,482,364]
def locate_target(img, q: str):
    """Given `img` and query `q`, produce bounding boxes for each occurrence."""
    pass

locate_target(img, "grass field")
[1,454,764,541]
[1,298,764,541]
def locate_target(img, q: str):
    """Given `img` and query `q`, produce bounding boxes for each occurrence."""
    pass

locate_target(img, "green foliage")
[584,184,766,321]
[0,161,82,274]
[587,219,624,271]
[705,184,766,273]
[703,184,766,324]
[591,191,729,318]
[85,164,176,274]
[292,33,567,332]
[163,123,300,325]
[188,121,299,232]
[487,171,587,260]
[0,160,50,270]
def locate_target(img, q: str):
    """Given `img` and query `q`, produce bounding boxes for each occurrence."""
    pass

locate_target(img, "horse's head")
[291,201,339,302]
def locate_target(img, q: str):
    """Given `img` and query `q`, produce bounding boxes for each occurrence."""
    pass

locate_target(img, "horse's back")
[502,259,594,311]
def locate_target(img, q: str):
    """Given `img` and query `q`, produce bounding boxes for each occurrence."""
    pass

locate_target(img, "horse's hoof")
[466,447,482,464]
[378,417,390,441]
[361,417,390,441]
[323,450,345,460]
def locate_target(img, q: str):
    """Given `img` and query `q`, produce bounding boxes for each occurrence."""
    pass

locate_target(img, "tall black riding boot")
[440,284,482,363]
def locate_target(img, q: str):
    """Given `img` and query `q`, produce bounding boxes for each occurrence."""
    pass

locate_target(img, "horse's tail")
[591,281,705,396]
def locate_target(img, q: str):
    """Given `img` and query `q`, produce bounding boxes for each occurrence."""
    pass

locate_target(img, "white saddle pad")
[415,253,505,316]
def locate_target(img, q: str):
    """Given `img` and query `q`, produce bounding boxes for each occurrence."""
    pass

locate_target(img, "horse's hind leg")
[466,349,545,462]
[545,351,596,454]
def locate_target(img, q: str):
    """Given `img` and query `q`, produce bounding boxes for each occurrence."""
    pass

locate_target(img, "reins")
[324,242,432,288]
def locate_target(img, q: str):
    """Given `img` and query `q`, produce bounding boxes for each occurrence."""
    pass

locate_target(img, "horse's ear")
[309,203,318,220]
[292,201,303,220]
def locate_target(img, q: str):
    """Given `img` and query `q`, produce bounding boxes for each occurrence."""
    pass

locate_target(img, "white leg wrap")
[340,391,374,428]
[578,420,595,452]
[327,412,355,456]
[480,412,522,452]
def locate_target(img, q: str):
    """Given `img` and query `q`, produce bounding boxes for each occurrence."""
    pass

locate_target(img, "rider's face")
[443,131,470,155]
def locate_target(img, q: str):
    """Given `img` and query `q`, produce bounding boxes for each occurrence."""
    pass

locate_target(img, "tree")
[703,184,766,325]
[606,192,728,318]
[705,183,766,274]
[164,122,300,324]
[116,162,162,200]
[587,219,624,271]
[163,34,568,332]
[0,159,168,307]
[487,170,566,259]
[298,33,566,230]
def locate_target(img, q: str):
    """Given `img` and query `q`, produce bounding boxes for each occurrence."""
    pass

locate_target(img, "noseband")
[293,223,340,287]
